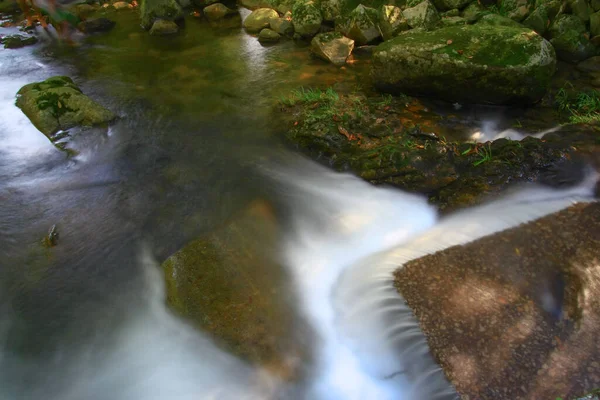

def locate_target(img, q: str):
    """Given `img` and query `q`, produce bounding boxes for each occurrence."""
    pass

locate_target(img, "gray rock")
[258,27,281,42]
[149,19,179,35]
[244,8,279,33]
[292,0,323,37]
[549,14,598,62]
[379,5,409,41]
[320,0,341,22]
[203,3,236,20]
[269,16,294,35]
[310,31,354,66]
[402,0,440,30]
[336,4,380,45]
[522,5,549,35]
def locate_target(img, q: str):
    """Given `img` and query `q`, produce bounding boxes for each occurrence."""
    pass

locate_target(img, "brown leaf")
[338,125,351,139]
[446,39,453,45]
[457,49,464,55]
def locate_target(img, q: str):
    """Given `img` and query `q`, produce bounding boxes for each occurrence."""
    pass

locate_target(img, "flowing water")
[0,9,597,400]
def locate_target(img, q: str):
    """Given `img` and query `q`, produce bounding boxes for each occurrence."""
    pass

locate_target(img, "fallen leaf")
[294,121,299,126]
[446,39,453,45]
[375,118,385,124]
[467,56,473,59]
[457,49,464,55]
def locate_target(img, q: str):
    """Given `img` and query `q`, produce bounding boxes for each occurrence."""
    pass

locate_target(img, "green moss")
[140,0,183,29]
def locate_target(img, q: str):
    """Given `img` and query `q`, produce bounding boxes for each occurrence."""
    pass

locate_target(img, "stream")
[0,9,596,400]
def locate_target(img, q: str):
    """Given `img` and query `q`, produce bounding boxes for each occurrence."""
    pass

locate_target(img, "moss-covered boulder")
[292,0,322,37]
[371,24,556,105]
[548,14,598,62]
[591,11,600,37]
[140,0,183,30]
[335,4,380,45]
[522,4,549,34]
[402,0,440,30]
[379,5,409,40]
[477,13,523,27]
[270,16,294,35]
[244,7,279,32]
[310,32,354,66]
[320,0,341,21]
[499,0,533,21]
[430,0,471,12]
[1,34,37,49]
[258,27,281,42]
[203,2,237,20]
[149,18,179,34]
[461,1,485,22]
[569,0,592,22]
[16,76,115,140]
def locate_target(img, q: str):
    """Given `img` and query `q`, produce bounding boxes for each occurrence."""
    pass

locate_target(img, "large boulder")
[16,76,115,138]
[498,0,533,22]
[244,8,279,32]
[140,0,184,30]
[292,0,323,37]
[402,0,440,30]
[336,4,380,45]
[548,14,598,63]
[310,32,355,66]
[203,3,237,20]
[270,16,294,35]
[371,24,557,105]
[522,4,549,34]
[379,5,409,40]
[320,0,342,21]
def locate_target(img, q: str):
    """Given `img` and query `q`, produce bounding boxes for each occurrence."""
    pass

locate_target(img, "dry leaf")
[457,49,464,55]
[446,39,453,45]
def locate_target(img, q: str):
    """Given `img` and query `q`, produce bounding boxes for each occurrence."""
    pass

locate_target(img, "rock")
[238,0,272,9]
[140,0,183,29]
[310,31,354,66]
[371,24,557,105]
[16,76,115,139]
[441,8,460,17]
[243,8,278,33]
[549,14,598,63]
[431,0,471,12]
[1,34,37,49]
[42,225,59,248]
[258,27,280,42]
[73,3,96,19]
[522,4,549,35]
[149,18,179,34]
[379,5,409,41]
[477,13,524,27]
[269,16,294,35]
[336,4,380,45]
[593,0,600,12]
[112,1,130,10]
[441,15,467,26]
[77,17,116,33]
[592,34,600,46]
[320,0,341,22]
[203,3,236,20]
[591,11,600,37]
[569,0,591,22]
[499,0,532,21]
[461,1,485,22]
[577,56,600,72]
[291,0,322,37]
[402,0,440,30]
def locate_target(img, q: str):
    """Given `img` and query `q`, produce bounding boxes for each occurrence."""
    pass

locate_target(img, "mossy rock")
[548,14,599,62]
[258,27,281,42]
[335,4,380,45]
[379,5,409,40]
[140,0,184,30]
[402,0,441,30]
[15,76,115,141]
[476,13,524,27]
[244,7,278,33]
[1,34,38,49]
[310,31,355,65]
[372,24,556,105]
[499,0,533,21]
[292,0,323,37]
[522,4,549,35]
[430,0,471,12]
[0,0,19,14]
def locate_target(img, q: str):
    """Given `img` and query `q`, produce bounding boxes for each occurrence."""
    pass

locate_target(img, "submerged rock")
[292,0,322,37]
[140,0,183,29]
[1,34,37,49]
[77,17,116,33]
[149,18,179,34]
[336,4,380,45]
[310,32,354,66]
[372,24,556,105]
[16,76,115,139]
[203,3,237,21]
[258,27,280,43]
[402,0,440,30]
[243,7,278,33]
[379,5,409,41]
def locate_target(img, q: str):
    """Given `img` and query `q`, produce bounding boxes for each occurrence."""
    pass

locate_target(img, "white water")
[1,156,596,400]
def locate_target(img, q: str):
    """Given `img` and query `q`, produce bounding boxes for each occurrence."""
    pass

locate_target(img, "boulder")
[244,8,278,33]
[72,3,96,19]
[1,34,37,49]
[548,14,598,63]
[591,11,600,37]
[336,4,380,45]
[477,13,523,27]
[16,76,115,138]
[522,4,549,35]
[577,55,600,72]
[203,3,236,20]
[238,0,273,9]
[112,1,130,10]
[379,5,409,41]
[569,0,591,22]
[310,32,354,66]
[140,0,183,29]
[258,27,281,42]
[371,24,557,105]
[269,16,294,35]
[461,2,485,22]
[77,17,116,33]
[498,0,533,22]
[149,18,179,34]
[320,0,341,22]
[440,15,467,26]
[292,0,322,37]
[402,0,440,30]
